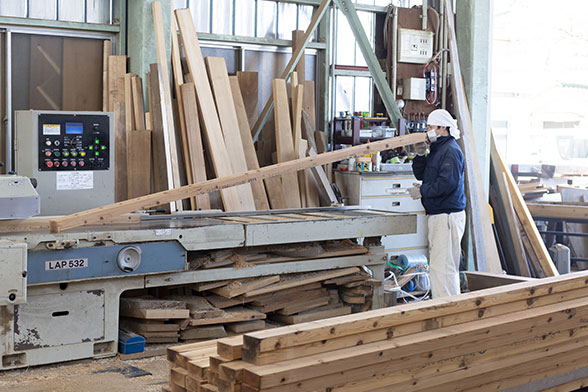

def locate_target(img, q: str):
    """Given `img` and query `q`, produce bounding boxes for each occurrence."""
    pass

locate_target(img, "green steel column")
[456,0,493,196]
[127,0,171,83]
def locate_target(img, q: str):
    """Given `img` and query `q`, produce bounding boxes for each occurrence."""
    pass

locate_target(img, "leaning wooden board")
[49,132,426,232]
[175,8,246,212]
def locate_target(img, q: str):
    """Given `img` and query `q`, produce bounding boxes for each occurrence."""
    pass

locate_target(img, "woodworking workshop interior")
[2,0,588,391]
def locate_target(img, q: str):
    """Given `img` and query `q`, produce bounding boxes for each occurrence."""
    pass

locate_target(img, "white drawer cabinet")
[337,170,428,260]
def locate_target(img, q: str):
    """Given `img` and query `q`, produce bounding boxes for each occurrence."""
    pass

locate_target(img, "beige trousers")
[427,210,466,298]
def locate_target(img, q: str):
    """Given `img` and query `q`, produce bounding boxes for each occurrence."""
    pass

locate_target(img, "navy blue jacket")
[412,136,466,215]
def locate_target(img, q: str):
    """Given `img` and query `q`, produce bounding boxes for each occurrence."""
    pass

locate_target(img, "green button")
[101,146,106,150]
[95,152,99,156]
[72,152,78,157]
[64,152,70,157]
[94,139,100,144]
[89,146,93,150]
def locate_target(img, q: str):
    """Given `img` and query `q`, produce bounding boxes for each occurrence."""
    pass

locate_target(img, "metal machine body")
[0,208,416,370]
[14,110,114,216]
[0,175,40,220]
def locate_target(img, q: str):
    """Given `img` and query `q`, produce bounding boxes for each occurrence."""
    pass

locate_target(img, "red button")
[71,161,77,167]
[54,161,60,167]
[79,161,85,167]
[62,161,68,167]
[46,161,53,168]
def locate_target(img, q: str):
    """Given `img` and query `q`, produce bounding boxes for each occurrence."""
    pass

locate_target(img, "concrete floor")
[0,354,170,392]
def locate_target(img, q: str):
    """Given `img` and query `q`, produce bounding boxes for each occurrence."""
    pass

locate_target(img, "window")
[0,0,112,24]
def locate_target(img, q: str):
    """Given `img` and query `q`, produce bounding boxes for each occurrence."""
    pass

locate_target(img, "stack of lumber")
[121,267,374,345]
[188,240,368,270]
[119,297,189,343]
[163,270,588,392]
[518,181,552,199]
[489,134,558,279]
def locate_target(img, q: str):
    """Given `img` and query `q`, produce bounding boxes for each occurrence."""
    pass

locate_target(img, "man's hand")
[414,142,427,156]
[407,183,422,200]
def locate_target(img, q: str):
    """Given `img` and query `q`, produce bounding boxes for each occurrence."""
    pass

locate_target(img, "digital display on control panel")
[65,122,84,135]
[38,113,110,172]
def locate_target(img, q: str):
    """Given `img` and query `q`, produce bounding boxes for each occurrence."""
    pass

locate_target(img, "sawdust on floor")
[0,354,170,392]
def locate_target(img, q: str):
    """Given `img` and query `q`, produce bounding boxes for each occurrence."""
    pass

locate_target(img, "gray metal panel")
[234,0,255,37]
[58,0,85,22]
[14,110,115,216]
[211,0,233,35]
[29,0,58,20]
[245,214,416,246]
[256,0,277,38]
[201,46,237,75]
[0,241,27,306]
[27,241,186,284]
[245,50,290,114]
[0,0,26,17]
[86,0,110,24]
[146,252,385,287]
[173,0,187,9]
[277,2,298,39]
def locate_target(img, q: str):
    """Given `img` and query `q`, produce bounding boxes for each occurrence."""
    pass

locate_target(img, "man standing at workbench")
[407,109,466,298]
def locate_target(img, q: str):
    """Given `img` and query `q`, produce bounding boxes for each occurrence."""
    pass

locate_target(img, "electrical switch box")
[15,110,114,216]
[398,28,434,64]
[402,78,427,101]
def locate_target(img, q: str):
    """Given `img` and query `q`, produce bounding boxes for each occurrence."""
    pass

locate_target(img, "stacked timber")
[121,267,372,345]
[163,270,588,391]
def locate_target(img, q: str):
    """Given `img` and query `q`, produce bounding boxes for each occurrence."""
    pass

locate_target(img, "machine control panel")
[38,113,110,171]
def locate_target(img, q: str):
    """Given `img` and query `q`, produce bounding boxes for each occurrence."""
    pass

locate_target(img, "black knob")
[30,178,38,188]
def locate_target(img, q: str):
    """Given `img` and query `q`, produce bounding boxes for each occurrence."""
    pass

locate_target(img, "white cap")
[427,109,461,140]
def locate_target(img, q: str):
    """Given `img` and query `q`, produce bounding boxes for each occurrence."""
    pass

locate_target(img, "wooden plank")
[226,320,266,334]
[120,318,179,333]
[120,308,189,320]
[242,271,588,359]
[236,72,258,129]
[180,326,227,340]
[126,130,152,198]
[271,305,352,325]
[242,298,588,389]
[124,73,135,133]
[205,57,256,211]
[229,75,270,211]
[211,276,280,299]
[171,16,195,210]
[495,137,558,276]
[62,37,102,111]
[292,30,306,83]
[264,177,288,210]
[291,84,304,157]
[114,102,128,202]
[49,133,426,232]
[445,1,501,273]
[102,40,111,112]
[489,135,530,276]
[273,79,301,208]
[216,336,244,361]
[302,81,316,128]
[148,63,169,198]
[307,146,337,204]
[107,55,126,112]
[527,203,588,220]
[189,308,266,327]
[175,9,246,212]
[171,367,189,388]
[153,1,182,211]
[297,139,308,208]
[131,76,146,131]
[0,213,142,233]
[244,267,359,298]
[180,83,211,210]
[464,271,535,291]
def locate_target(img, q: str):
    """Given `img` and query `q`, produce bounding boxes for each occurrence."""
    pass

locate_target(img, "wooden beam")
[175,8,247,212]
[148,64,169,198]
[102,40,111,112]
[131,76,146,131]
[464,271,535,291]
[205,57,256,211]
[152,1,182,211]
[444,1,501,273]
[527,203,588,221]
[113,102,127,202]
[229,75,270,211]
[495,141,558,277]
[292,30,306,83]
[49,133,426,232]
[237,72,259,129]
[107,55,126,112]
[292,84,304,157]
[126,130,152,198]
[180,83,211,210]
[273,79,301,208]
[308,146,337,204]
[124,73,134,133]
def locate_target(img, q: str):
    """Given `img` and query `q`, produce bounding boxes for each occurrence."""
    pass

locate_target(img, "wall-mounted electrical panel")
[402,78,427,101]
[398,28,434,64]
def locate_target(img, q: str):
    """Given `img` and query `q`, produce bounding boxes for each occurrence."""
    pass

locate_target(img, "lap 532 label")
[45,258,88,271]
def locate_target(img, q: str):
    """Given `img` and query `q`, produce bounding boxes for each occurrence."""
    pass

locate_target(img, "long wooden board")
[102,40,111,112]
[175,8,246,212]
[229,75,271,211]
[152,1,182,211]
[205,57,256,211]
[527,203,588,220]
[273,79,301,208]
[444,1,501,273]
[49,133,425,232]
[124,73,135,133]
[148,64,170,201]
[180,83,211,210]
[237,72,259,129]
[131,76,146,130]
[127,130,152,198]
[113,102,127,202]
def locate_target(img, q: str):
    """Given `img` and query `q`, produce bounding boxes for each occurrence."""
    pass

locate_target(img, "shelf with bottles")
[333,112,394,147]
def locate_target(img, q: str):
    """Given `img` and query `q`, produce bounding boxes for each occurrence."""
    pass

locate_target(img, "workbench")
[0,207,416,370]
